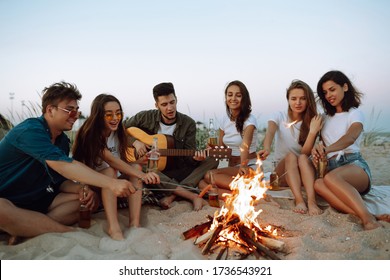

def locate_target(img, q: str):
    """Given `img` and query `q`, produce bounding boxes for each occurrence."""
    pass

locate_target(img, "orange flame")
[211,157,278,242]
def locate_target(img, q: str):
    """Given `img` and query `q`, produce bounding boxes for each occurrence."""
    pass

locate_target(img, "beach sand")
[1,144,389,260]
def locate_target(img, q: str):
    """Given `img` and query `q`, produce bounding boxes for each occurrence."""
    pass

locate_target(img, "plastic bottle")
[147,137,159,172]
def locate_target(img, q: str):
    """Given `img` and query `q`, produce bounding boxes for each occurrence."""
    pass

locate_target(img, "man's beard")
[161,112,176,122]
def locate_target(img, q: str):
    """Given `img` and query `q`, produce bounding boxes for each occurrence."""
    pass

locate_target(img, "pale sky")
[1,0,390,131]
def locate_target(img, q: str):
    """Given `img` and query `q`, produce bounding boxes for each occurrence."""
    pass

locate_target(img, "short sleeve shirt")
[220,114,258,157]
[0,116,73,203]
[95,131,120,172]
[321,108,364,158]
[269,111,302,163]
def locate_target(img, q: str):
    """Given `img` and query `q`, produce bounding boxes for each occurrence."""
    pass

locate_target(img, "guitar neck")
[159,149,201,157]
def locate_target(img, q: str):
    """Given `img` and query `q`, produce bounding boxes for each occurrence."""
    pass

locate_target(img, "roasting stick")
[135,180,200,192]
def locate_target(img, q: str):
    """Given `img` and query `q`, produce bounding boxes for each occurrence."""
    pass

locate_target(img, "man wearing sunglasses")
[0,82,136,244]
[125,82,219,211]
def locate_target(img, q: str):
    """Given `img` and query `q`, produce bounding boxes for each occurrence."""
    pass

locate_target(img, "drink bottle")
[147,137,159,172]
[79,185,91,228]
[207,118,218,147]
[270,161,279,190]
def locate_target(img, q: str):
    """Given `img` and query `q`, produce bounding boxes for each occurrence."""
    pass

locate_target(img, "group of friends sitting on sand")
[0,70,389,244]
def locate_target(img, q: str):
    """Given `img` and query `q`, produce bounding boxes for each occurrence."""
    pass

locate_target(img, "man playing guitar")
[125,82,219,210]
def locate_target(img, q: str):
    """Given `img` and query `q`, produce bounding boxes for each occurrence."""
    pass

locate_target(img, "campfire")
[183,161,285,260]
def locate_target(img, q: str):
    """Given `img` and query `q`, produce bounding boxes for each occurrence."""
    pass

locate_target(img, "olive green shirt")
[124,109,199,181]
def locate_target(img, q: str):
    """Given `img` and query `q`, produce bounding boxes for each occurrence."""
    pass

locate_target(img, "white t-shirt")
[269,111,302,163]
[321,108,364,158]
[220,114,258,157]
[95,131,120,172]
[158,122,176,136]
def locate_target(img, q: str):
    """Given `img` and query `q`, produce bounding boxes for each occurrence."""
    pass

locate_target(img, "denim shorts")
[327,152,372,195]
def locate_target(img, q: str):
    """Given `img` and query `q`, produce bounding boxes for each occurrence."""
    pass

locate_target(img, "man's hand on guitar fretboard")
[193,150,207,161]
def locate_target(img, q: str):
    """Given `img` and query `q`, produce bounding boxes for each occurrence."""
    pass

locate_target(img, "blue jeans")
[327,152,372,195]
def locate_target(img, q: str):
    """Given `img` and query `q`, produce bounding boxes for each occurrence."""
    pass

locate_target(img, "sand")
[1,144,390,260]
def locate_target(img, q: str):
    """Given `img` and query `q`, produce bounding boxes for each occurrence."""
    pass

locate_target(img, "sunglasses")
[104,112,123,121]
[56,106,81,118]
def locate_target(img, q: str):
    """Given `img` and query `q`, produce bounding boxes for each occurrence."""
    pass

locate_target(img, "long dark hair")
[224,80,252,135]
[72,94,128,168]
[286,80,317,146]
[317,70,362,116]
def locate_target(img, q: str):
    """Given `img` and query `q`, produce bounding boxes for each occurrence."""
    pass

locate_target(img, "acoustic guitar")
[126,127,232,171]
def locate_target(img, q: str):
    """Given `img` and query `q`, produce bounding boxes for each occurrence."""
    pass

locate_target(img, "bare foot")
[8,235,22,245]
[129,221,140,228]
[159,194,176,209]
[308,202,323,216]
[363,220,383,231]
[375,214,390,223]
[293,202,308,214]
[108,227,124,241]
[193,197,207,211]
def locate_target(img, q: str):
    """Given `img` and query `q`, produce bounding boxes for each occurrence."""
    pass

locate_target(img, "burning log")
[225,214,240,226]
[195,214,240,246]
[238,224,280,260]
[202,224,223,255]
[216,245,227,260]
[241,224,285,251]
[183,159,287,259]
[260,236,285,252]
[194,228,215,245]
[182,220,212,240]
[186,218,285,259]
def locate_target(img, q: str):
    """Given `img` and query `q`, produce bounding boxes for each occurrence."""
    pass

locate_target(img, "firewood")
[225,214,240,226]
[238,223,257,239]
[238,224,280,260]
[259,236,285,252]
[216,246,227,260]
[239,232,280,260]
[202,224,223,255]
[240,224,285,251]
[194,228,215,245]
[182,220,212,240]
